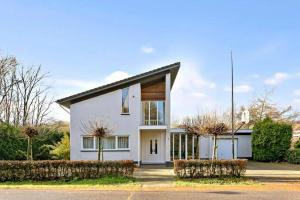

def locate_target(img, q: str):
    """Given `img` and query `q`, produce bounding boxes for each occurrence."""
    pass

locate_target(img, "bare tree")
[0,56,18,123]
[202,113,228,160]
[81,120,111,161]
[237,91,299,128]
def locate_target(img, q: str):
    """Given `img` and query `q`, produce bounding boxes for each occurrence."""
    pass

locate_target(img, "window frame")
[121,87,130,115]
[81,135,130,151]
[81,136,96,151]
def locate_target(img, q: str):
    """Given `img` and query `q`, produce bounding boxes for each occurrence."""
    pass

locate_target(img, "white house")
[57,63,252,165]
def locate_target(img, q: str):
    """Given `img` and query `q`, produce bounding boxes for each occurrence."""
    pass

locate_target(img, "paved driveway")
[0,189,299,200]
[135,161,300,184]
[246,161,300,183]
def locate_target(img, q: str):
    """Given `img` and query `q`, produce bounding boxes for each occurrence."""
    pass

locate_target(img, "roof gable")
[56,62,180,108]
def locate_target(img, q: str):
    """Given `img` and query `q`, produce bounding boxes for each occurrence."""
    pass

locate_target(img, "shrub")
[0,124,27,160]
[51,132,70,160]
[286,149,300,164]
[0,123,64,160]
[294,140,300,149]
[252,118,292,162]
[173,159,247,178]
[0,160,134,181]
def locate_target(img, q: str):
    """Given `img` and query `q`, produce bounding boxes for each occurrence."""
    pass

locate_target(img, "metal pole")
[231,51,235,159]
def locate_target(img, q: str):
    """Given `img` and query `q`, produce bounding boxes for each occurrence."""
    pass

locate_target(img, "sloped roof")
[56,62,180,108]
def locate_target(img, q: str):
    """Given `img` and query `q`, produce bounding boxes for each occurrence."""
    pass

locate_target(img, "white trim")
[141,161,165,164]
[81,136,95,151]
[139,125,167,130]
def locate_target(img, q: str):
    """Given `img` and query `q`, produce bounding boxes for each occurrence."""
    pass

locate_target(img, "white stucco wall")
[70,83,141,161]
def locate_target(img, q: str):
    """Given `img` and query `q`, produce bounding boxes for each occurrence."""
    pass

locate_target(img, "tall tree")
[0,55,53,126]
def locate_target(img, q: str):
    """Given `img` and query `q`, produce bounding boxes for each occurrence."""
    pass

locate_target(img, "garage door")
[217,139,237,159]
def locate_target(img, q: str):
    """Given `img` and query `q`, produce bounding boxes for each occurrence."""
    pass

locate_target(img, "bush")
[252,118,292,162]
[173,159,247,178]
[294,140,300,149]
[0,123,64,160]
[0,160,134,181]
[0,124,26,160]
[286,149,300,164]
[51,132,70,160]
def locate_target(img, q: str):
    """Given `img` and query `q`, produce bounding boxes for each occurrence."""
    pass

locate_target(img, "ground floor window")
[81,135,129,150]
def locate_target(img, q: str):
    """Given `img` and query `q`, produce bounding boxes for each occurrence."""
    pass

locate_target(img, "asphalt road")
[0,190,299,200]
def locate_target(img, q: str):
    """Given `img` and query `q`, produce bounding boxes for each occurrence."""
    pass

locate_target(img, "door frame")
[140,131,165,164]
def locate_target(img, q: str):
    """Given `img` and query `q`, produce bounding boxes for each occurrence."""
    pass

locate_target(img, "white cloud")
[225,84,253,93]
[103,71,130,83]
[55,79,101,90]
[141,46,155,54]
[171,61,217,117]
[264,72,289,85]
[294,89,300,96]
[54,71,130,91]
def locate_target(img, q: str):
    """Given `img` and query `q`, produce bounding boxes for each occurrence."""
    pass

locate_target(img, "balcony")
[142,101,165,125]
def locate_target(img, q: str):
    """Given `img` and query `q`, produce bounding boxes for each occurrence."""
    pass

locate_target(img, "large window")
[142,101,165,125]
[122,87,129,114]
[82,136,129,150]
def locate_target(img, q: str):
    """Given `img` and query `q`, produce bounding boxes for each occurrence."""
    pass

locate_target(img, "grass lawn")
[176,177,259,186]
[0,176,139,189]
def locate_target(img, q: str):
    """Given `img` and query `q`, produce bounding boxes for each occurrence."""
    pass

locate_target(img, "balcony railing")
[142,101,165,125]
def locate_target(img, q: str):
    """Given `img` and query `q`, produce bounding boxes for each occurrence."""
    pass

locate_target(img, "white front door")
[142,132,163,163]
[217,138,238,159]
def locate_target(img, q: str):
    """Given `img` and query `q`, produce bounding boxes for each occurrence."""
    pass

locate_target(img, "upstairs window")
[122,87,129,114]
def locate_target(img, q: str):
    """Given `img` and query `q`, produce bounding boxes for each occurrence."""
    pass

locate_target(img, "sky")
[0,0,300,122]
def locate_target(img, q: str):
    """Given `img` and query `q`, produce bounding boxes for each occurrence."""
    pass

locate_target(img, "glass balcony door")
[142,101,165,125]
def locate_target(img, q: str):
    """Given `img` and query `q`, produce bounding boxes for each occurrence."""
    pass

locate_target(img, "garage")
[217,138,237,159]
[171,128,252,160]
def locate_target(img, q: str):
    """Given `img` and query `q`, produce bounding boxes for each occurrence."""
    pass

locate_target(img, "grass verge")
[0,176,139,189]
[176,177,259,186]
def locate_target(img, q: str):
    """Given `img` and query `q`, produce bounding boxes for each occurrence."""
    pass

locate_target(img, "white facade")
[69,73,172,164]
[58,63,253,164]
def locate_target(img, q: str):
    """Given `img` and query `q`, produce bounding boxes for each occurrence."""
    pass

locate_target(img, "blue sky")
[1,0,300,121]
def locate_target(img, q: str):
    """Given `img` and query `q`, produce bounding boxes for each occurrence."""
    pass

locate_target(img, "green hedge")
[286,149,300,164]
[174,159,247,178]
[252,118,292,162]
[0,160,135,181]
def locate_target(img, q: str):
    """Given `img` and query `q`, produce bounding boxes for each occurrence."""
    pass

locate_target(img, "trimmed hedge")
[252,118,292,162]
[0,160,134,181]
[174,159,247,178]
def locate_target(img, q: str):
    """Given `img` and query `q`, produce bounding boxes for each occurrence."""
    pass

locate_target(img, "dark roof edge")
[56,62,180,108]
